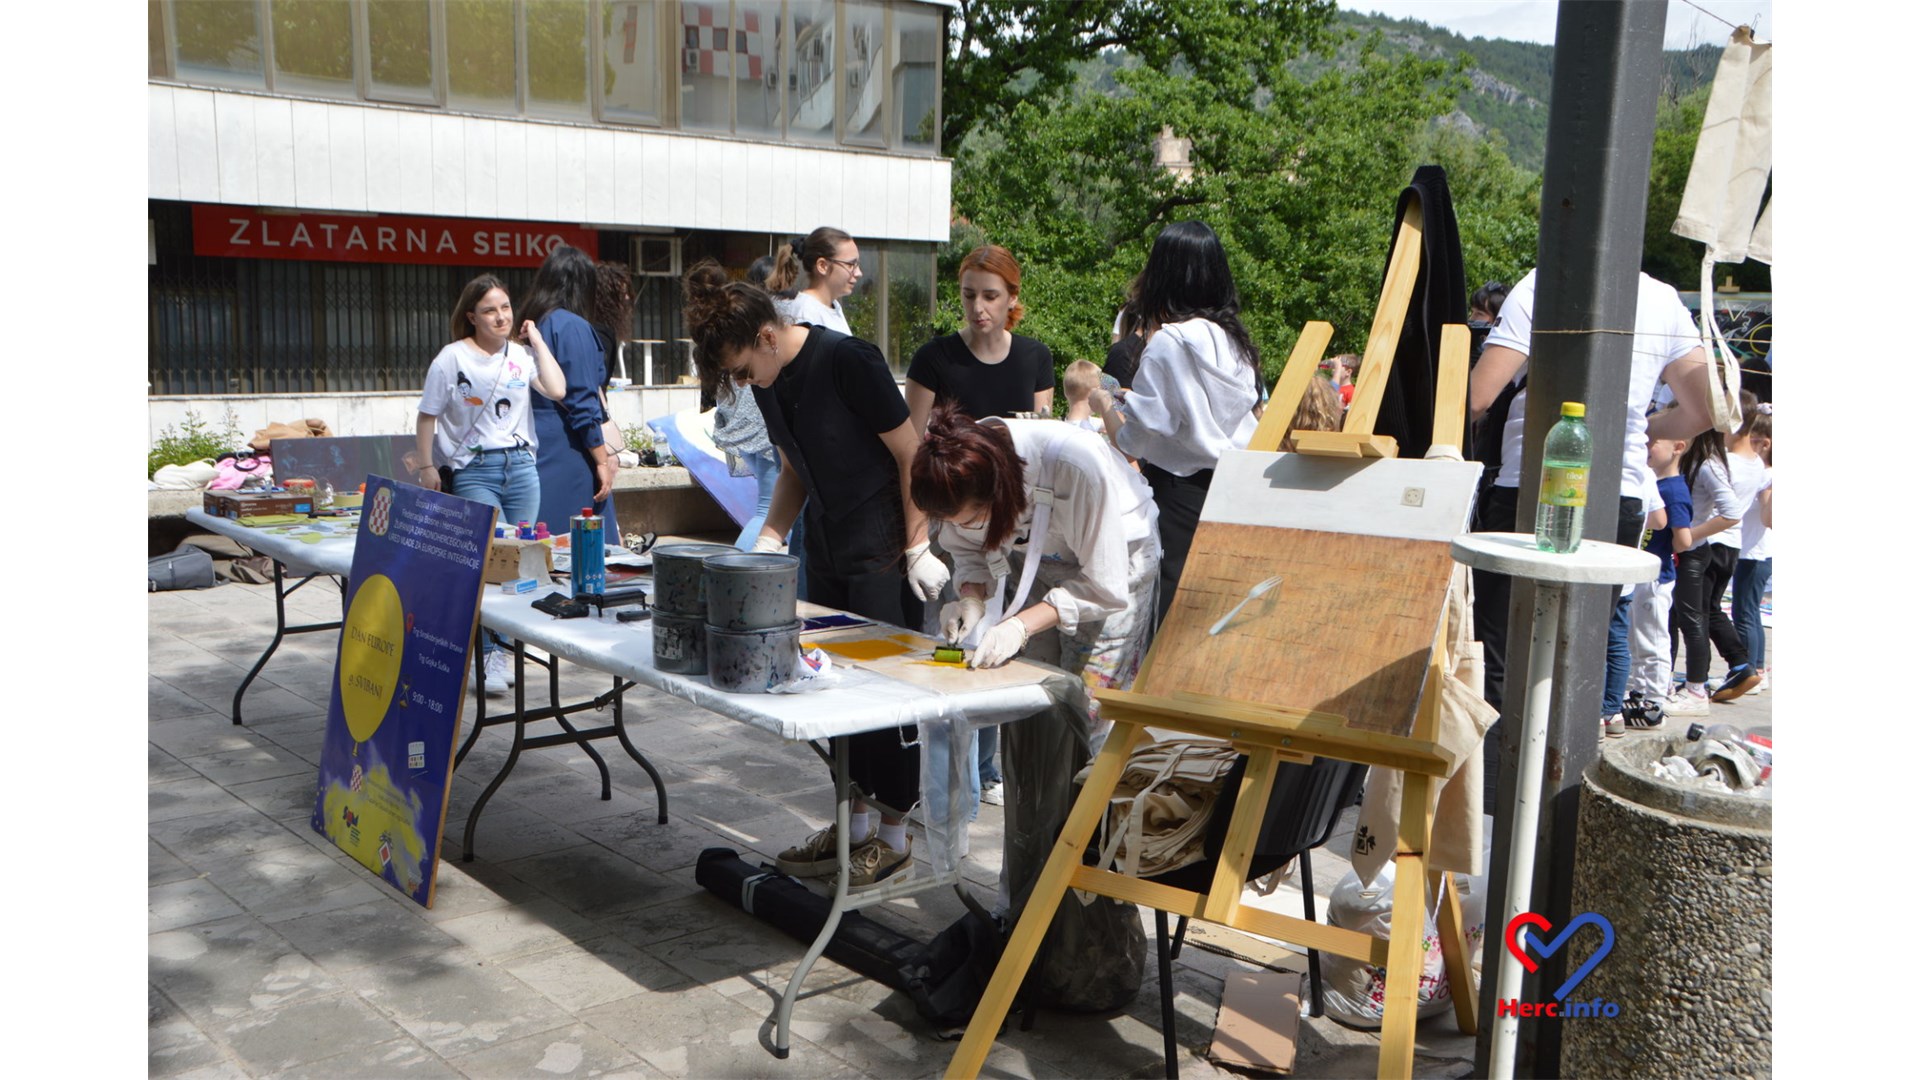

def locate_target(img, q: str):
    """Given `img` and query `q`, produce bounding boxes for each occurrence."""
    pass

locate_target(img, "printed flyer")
[311,476,495,907]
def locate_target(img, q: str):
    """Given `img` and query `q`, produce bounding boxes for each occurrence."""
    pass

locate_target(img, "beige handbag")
[599,390,627,453]
[1074,738,1241,879]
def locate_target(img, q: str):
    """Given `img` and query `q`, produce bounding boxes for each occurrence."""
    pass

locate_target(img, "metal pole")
[1475,3,1669,1076]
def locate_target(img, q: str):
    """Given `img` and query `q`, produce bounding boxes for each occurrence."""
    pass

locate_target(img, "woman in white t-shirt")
[764,226,858,334]
[1670,391,1769,711]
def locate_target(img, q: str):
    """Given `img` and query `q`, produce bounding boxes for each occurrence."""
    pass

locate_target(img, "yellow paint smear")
[808,638,917,661]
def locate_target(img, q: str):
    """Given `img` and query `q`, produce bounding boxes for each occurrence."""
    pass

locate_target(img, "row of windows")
[149,0,944,154]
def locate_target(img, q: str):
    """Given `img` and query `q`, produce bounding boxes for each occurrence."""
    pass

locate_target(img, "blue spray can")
[570,508,605,598]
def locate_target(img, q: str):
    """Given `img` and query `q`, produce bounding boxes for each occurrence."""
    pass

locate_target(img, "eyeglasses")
[825,257,861,272]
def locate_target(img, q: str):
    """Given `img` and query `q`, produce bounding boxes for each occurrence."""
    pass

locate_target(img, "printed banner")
[192,205,599,267]
[311,476,496,907]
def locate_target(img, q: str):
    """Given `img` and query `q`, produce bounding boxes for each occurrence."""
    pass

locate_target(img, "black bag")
[149,545,216,591]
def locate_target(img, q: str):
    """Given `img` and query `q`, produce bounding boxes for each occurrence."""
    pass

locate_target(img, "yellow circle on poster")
[339,573,404,742]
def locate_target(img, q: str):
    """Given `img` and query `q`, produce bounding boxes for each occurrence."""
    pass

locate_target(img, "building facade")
[148,0,952,437]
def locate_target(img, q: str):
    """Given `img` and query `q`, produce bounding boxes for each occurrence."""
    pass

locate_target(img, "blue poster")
[311,475,496,907]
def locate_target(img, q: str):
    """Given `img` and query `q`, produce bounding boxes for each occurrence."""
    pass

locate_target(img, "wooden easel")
[944,201,1480,1080]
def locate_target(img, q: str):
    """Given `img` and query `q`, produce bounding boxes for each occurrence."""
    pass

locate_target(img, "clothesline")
[1676,0,1770,44]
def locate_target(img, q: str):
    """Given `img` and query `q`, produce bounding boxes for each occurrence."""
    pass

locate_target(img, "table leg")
[773,736,855,1059]
[463,641,530,862]
[611,678,670,824]
[231,560,344,725]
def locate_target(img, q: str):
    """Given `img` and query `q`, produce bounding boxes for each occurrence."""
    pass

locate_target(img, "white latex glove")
[904,541,951,602]
[751,533,787,554]
[941,596,987,644]
[970,617,1029,669]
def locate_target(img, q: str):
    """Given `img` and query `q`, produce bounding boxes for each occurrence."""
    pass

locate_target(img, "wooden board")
[800,624,1059,694]
[1135,522,1455,737]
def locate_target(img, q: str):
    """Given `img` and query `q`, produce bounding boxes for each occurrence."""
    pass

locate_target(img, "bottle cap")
[581,508,594,517]
[1561,401,1586,417]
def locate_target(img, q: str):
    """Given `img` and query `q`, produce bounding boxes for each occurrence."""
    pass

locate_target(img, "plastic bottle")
[534,521,550,540]
[1534,401,1591,554]
[571,508,606,598]
[652,429,677,468]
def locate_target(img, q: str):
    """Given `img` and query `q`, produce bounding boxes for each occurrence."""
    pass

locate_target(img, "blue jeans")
[1602,497,1647,716]
[977,725,1002,786]
[451,446,541,655]
[1732,557,1771,670]
[732,449,782,551]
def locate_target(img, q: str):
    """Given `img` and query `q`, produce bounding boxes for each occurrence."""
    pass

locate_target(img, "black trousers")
[1142,461,1213,629]
[1673,542,1747,684]
[804,487,926,813]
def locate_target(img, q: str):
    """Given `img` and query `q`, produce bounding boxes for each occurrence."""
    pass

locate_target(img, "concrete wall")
[150,386,704,446]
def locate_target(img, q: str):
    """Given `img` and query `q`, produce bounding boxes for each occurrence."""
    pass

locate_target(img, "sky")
[1336,0,1772,49]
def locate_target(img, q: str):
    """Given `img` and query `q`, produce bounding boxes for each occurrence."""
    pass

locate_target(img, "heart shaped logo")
[1504,912,1615,1001]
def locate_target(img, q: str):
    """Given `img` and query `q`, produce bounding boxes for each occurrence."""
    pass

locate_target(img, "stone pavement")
[150,568,1770,1079]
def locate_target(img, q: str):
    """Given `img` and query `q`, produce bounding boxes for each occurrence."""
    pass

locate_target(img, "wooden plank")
[1377,773,1433,1080]
[1288,430,1400,459]
[1432,324,1470,451]
[1203,746,1280,926]
[1249,321,1335,453]
[1070,867,1392,965]
[1432,869,1480,1036]
[945,722,1147,1078]
[1134,523,1456,738]
[1343,202,1424,439]
[1095,691,1456,776]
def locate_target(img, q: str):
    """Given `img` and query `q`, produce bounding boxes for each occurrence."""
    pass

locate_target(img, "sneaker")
[1622,691,1665,731]
[477,651,513,695]
[1710,664,1761,703]
[1603,714,1625,738]
[841,835,914,892]
[1750,669,1769,694]
[979,780,1005,806]
[1664,686,1711,717]
[775,821,875,879]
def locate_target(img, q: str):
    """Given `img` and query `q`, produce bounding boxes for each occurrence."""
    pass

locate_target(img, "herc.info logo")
[1498,912,1619,1019]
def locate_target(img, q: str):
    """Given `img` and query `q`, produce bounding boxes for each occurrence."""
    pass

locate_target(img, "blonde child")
[1282,374,1343,449]
[1062,359,1105,433]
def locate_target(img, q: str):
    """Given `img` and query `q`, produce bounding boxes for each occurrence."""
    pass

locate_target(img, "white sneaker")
[979,780,1005,806]
[478,651,514,695]
[1664,686,1711,717]
[1751,670,1769,694]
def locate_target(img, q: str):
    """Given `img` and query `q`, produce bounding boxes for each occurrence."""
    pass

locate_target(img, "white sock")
[878,822,907,852]
[848,811,870,840]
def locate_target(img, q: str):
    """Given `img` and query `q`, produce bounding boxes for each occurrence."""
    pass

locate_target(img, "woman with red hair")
[906,245,1055,435]
[911,402,1161,743]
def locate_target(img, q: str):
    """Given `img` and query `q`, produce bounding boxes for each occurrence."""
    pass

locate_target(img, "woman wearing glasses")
[682,258,950,892]
[765,226,859,334]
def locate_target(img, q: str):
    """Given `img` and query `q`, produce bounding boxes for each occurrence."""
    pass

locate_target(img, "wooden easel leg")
[944,721,1147,1079]
[1431,869,1479,1036]
[1376,772,1433,1080]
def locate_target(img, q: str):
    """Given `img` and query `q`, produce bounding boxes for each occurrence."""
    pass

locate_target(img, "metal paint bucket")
[650,542,736,617]
[706,621,803,694]
[703,553,801,631]
[652,609,708,675]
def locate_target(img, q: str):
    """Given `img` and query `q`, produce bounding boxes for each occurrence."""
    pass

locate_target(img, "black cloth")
[1141,461,1213,630]
[1374,165,1467,460]
[1674,543,1747,684]
[1103,335,1142,390]
[752,326,909,524]
[906,333,1054,420]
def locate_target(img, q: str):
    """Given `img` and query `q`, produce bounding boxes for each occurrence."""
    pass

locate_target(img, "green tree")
[1642,86,1771,293]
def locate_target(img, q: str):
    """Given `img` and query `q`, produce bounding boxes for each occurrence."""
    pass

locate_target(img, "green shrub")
[148,409,245,479]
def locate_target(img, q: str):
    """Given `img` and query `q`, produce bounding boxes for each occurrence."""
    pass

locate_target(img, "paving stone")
[573,811,746,877]
[182,740,314,786]
[197,843,390,924]
[275,898,464,974]
[164,1061,254,1080]
[449,803,591,864]
[151,840,201,887]
[229,770,325,825]
[444,1021,644,1078]
[503,935,691,1012]
[581,985,855,1079]
[273,1037,462,1079]
[595,894,737,951]
[150,774,262,826]
[152,743,201,785]
[214,991,411,1074]
[151,803,309,860]
[351,947,574,1057]
[151,879,247,933]
[148,717,270,766]
[413,859,545,924]
[672,740,824,800]
[489,770,671,825]
[641,922,858,1003]
[433,894,602,963]
[150,984,233,1077]
[498,842,687,917]
[152,913,345,1024]
[152,676,229,722]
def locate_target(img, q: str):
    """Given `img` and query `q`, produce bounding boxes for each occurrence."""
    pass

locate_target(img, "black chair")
[1140,753,1368,1079]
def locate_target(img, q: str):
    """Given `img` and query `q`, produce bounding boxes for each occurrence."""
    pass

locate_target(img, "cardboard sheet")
[1207,970,1303,1075]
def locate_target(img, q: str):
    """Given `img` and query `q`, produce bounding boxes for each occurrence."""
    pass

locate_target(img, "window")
[272,0,355,96]
[785,0,835,144]
[734,0,784,139]
[677,1,733,133]
[525,0,591,119]
[840,0,884,147]
[150,0,171,78]
[367,0,436,104]
[445,0,517,113]
[884,241,936,377]
[892,0,940,153]
[602,0,661,121]
[171,0,266,87]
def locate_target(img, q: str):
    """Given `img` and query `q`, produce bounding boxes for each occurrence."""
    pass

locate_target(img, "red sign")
[191,205,599,267]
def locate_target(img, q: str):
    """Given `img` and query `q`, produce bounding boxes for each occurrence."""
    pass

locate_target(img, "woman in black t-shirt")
[906,245,1054,435]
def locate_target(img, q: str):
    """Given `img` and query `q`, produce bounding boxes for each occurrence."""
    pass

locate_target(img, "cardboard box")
[484,538,553,584]
[204,490,315,519]
[1206,970,1302,1075]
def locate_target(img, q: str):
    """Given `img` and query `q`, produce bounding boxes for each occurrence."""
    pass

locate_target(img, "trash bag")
[1320,861,1455,1029]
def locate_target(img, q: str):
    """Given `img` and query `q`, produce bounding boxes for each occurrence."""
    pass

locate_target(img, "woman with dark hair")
[765,226,857,333]
[415,274,566,693]
[1089,220,1263,625]
[912,402,1160,746]
[712,258,783,550]
[522,244,618,535]
[905,244,1054,435]
[682,258,949,891]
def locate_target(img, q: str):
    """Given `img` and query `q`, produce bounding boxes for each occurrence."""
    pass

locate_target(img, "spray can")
[571,508,605,598]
